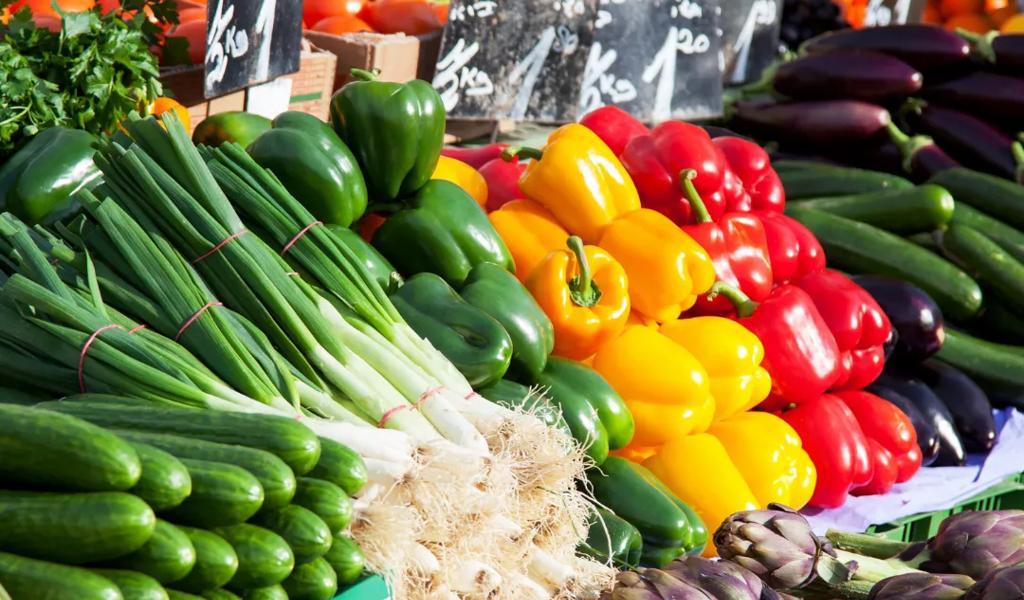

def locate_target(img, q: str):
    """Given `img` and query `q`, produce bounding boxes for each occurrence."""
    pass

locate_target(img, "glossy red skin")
[781,394,874,508]
[480,156,525,212]
[797,269,891,350]
[852,439,898,496]
[578,106,650,156]
[836,390,920,485]
[441,144,507,170]
[754,211,826,285]
[686,214,773,314]
[834,346,886,391]
[894,445,923,483]
[714,137,785,213]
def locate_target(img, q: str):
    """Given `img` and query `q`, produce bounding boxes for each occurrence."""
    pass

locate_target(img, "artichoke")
[868,573,975,600]
[913,511,1024,580]
[603,557,782,600]
[964,565,1024,599]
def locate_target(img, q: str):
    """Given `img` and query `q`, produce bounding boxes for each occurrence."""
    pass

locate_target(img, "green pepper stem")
[678,169,712,224]
[707,281,757,318]
[501,146,544,162]
[567,236,602,308]
[350,68,380,82]
[885,122,933,175]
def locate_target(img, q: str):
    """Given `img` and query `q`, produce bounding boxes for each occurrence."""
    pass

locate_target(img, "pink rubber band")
[415,386,445,408]
[128,324,147,334]
[378,404,411,428]
[281,221,322,256]
[175,301,223,341]
[464,391,482,401]
[79,324,124,392]
[192,230,247,265]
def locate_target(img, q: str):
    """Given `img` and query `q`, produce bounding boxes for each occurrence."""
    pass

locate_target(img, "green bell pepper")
[371,180,514,288]
[579,506,643,568]
[477,378,565,433]
[588,457,702,567]
[460,263,553,380]
[192,111,272,148]
[248,111,368,228]
[330,68,445,201]
[634,464,707,557]
[328,225,403,295]
[390,273,512,388]
[0,127,99,225]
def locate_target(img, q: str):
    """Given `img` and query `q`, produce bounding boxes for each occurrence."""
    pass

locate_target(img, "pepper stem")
[501,145,544,162]
[678,169,712,223]
[350,68,380,82]
[567,236,602,308]
[706,281,757,318]
[885,122,933,175]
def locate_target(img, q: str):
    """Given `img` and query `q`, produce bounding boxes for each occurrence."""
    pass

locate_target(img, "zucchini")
[282,557,337,600]
[115,430,295,511]
[788,184,954,234]
[0,552,122,600]
[780,167,912,199]
[200,591,241,600]
[172,527,239,593]
[936,329,1024,391]
[292,478,353,533]
[213,524,294,589]
[0,491,155,564]
[951,204,1024,264]
[125,441,192,511]
[104,520,196,584]
[930,167,1024,231]
[90,569,169,600]
[940,224,1024,312]
[786,207,983,321]
[0,404,141,492]
[164,459,264,528]
[238,585,288,600]
[323,536,364,586]
[39,401,321,474]
[307,438,366,496]
[166,591,204,600]
[251,505,332,565]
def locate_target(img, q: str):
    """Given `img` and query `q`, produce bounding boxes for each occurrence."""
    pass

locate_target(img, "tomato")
[29,0,94,14]
[32,13,61,31]
[304,0,348,29]
[178,6,205,22]
[944,11,992,31]
[363,0,442,35]
[939,0,983,18]
[167,19,206,65]
[312,13,374,35]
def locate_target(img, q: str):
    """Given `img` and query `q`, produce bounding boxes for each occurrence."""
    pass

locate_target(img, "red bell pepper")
[712,283,841,407]
[578,106,649,156]
[480,156,525,212]
[780,394,873,508]
[680,170,773,314]
[754,211,826,285]
[855,439,898,497]
[441,144,508,170]
[835,390,921,485]
[795,270,892,391]
[714,137,786,213]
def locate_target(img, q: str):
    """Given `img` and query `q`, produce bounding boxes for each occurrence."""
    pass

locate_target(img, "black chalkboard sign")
[719,0,782,85]
[860,0,927,26]
[204,0,303,98]
[433,0,598,122]
[579,0,723,122]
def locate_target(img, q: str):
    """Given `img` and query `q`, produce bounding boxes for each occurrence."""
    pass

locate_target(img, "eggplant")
[773,50,922,102]
[836,138,905,174]
[801,25,971,71]
[701,125,752,142]
[851,275,945,363]
[922,72,1024,122]
[965,31,1024,73]
[916,360,996,453]
[866,382,941,467]
[875,370,966,467]
[904,102,1018,181]
[731,99,890,147]
[886,122,960,182]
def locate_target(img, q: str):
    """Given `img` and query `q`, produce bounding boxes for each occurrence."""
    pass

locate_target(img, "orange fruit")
[984,0,1009,10]
[1002,13,1024,31]
[167,19,206,65]
[945,11,992,31]
[29,0,94,14]
[988,5,1018,26]
[313,13,374,34]
[939,0,983,18]
[151,97,191,131]
[304,0,348,29]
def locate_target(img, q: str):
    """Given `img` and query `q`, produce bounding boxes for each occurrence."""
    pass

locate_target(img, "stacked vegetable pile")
[0,402,366,600]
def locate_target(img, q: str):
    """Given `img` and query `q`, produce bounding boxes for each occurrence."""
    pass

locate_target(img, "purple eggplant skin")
[801,25,971,72]
[867,382,941,467]
[876,369,966,467]
[886,122,961,181]
[837,138,905,174]
[731,100,891,147]
[922,72,1024,122]
[915,359,996,453]
[773,50,922,102]
[851,275,945,363]
[991,34,1024,72]
[905,103,1017,181]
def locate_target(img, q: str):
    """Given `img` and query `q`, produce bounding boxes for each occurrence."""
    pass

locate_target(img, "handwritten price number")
[206,0,279,89]
[579,42,638,114]
[553,0,587,17]
[448,0,497,22]
[642,25,711,120]
[596,0,624,29]
[728,0,777,83]
[863,0,911,26]
[433,39,495,112]
[671,0,703,19]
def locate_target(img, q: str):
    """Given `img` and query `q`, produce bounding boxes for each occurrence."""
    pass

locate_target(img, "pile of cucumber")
[0,399,370,600]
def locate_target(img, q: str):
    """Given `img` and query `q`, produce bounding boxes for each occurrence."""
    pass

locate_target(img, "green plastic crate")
[866,475,1024,542]
[333,574,389,600]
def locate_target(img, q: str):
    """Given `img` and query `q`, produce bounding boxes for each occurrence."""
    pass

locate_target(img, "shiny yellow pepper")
[431,156,488,207]
[488,199,569,281]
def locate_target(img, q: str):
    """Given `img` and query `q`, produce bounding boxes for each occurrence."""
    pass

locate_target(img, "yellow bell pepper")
[488,199,569,281]
[709,412,817,510]
[592,325,714,447]
[659,317,772,421]
[505,124,640,244]
[432,155,488,207]
[597,209,716,322]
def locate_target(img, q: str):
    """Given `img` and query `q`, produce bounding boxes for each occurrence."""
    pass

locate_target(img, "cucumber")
[780,167,912,199]
[975,304,1024,344]
[200,591,241,600]
[307,438,366,496]
[936,329,1024,390]
[171,527,238,593]
[323,536,364,586]
[907,232,942,253]
[0,404,141,492]
[39,401,321,474]
[292,478,353,533]
[238,585,288,600]
[213,525,294,589]
[951,204,1024,264]
[930,167,1024,231]
[115,430,295,511]
[166,591,204,600]
[788,184,954,234]
[0,491,155,564]
[940,224,1024,312]
[0,552,122,600]
[164,459,264,528]
[90,569,169,600]
[125,441,192,511]
[787,207,983,321]
[0,387,45,406]
[104,520,196,584]
[251,505,332,565]
[770,159,840,172]
[282,557,337,600]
